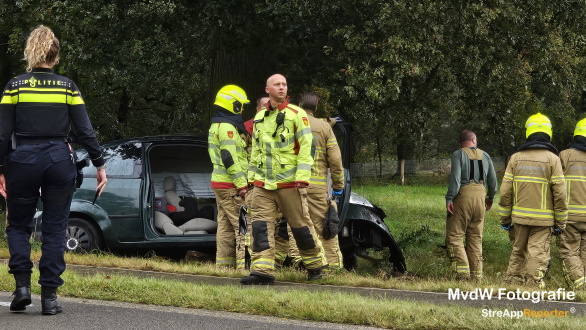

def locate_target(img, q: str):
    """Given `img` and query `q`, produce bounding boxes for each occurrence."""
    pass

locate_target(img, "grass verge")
[0,265,581,330]
[1,183,585,302]
[2,248,584,303]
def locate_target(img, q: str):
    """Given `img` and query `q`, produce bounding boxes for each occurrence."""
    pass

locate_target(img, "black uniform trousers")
[5,141,76,287]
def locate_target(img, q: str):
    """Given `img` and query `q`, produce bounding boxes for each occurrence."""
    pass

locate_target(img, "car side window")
[77,142,143,178]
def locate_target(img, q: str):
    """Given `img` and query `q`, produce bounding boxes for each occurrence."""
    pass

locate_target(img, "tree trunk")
[376,135,383,177]
[209,45,273,123]
[396,139,415,176]
[116,89,130,140]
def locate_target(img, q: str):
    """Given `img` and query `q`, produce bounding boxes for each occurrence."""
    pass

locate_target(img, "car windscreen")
[76,142,143,178]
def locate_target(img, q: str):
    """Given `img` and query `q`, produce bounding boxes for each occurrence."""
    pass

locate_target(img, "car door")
[77,142,144,242]
[142,140,216,244]
[331,119,353,230]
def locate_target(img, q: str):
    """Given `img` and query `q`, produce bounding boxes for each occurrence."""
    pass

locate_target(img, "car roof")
[100,134,208,148]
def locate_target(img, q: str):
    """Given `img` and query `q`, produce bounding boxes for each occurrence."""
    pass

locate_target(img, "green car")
[34,117,406,272]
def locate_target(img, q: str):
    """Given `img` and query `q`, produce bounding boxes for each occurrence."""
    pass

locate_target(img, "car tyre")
[65,218,103,253]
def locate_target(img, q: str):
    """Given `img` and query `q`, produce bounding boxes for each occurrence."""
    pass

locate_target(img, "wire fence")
[350,157,506,179]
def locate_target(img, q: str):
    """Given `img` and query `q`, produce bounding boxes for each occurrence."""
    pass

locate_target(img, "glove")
[332,189,343,196]
[501,224,511,232]
[554,227,563,236]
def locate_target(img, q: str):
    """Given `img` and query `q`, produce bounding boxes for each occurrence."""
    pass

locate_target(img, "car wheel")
[342,248,358,271]
[65,218,103,253]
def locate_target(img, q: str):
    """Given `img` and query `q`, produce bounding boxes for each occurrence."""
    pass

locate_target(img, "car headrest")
[163,176,176,192]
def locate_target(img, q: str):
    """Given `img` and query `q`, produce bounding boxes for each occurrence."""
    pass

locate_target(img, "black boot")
[10,273,31,312]
[240,273,275,285]
[307,268,322,281]
[41,287,62,315]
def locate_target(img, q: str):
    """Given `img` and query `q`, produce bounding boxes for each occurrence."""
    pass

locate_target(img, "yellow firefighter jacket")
[306,112,344,193]
[560,148,586,222]
[208,122,248,190]
[499,149,568,228]
[248,99,314,190]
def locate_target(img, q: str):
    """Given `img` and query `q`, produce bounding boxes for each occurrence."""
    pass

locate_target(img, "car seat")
[155,211,217,235]
[164,176,184,211]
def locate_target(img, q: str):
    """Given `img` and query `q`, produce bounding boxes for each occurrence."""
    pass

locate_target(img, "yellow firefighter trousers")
[445,183,486,278]
[213,188,247,269]
[558,221,586,289]
[249,187,326,277]
[275,192,342,269]
[274,216,300,266]
[506,224,552,285]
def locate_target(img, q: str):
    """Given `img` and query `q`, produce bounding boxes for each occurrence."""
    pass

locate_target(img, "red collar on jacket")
[244,118,254,136]
[268,97,289,111]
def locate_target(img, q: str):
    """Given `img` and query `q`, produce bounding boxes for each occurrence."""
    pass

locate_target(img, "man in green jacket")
[445,130,498,280]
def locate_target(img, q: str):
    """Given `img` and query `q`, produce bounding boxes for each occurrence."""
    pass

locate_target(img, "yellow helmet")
[214,85,250,114]
[525,113,552,139]
[574,118,586,138]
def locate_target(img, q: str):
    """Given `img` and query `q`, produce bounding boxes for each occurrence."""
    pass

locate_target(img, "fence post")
[400,159,405,186]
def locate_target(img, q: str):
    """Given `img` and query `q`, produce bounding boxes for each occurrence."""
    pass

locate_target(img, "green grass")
[0,265,582,330]
[354,183,575,289]
[1,184,586,328]
[0,184,584,298]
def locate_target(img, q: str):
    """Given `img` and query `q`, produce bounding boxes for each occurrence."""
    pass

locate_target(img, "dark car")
[34,118,406,272]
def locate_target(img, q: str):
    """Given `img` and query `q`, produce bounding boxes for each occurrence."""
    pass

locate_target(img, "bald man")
[241,74,326,285]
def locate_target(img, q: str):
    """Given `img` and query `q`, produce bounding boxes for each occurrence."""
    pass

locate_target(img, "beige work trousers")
[506,224,552,286]
[275,192,342,269]
[249,187,326,277]
[445,183,486,278]
[213,188,248,269]
[274,216,301,266]
[558,221,586,289]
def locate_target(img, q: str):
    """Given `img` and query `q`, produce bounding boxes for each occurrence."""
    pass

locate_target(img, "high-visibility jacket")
[208,122,248,190]
[560,148,586,222]
[248,100,313,190]
[0,68,104,173]
[306,113,344,192]
[499,149,568,228]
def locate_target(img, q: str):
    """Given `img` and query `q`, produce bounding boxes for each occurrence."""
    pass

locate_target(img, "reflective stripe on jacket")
[560,148,586,222]
[208,122,248,189]
[0,68,104,174]
[248,100,313,190]
[499,149,568,228]
[306,113,344,193]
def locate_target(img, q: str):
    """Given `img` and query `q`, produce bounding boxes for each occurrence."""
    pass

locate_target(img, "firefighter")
[445,130,498,280]
[274,93,345,271]
[240,74,326,285]
[274,217,301,268]
[241,94,270,266]
[558,118,586,290]
[499,113,567,288]
[208,85,250,269]
[0,26,107,314]
[244,94,270,155]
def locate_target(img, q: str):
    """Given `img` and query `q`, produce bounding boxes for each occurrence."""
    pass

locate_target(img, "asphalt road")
[0,291,379,330]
